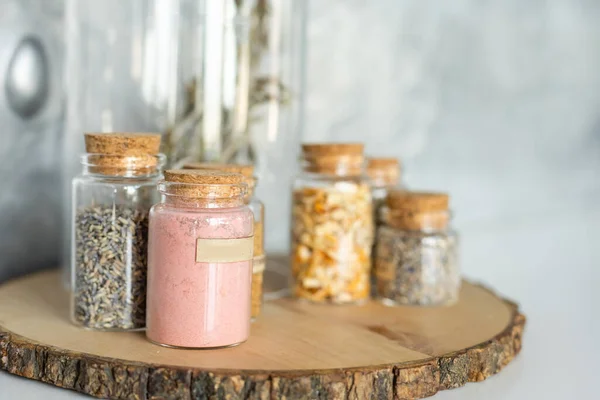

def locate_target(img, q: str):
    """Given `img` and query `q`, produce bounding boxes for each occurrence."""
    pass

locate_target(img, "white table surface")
[1,207,597,399]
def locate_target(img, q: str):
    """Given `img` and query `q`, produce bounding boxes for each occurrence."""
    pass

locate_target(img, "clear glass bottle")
[374,191,460,306]
[226,0,307,257]
[291,144,374,304]
[71,133,164,331]
[147,170,254,349]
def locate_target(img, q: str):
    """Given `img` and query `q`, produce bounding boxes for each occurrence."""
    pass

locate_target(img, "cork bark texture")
[0,286,525,400]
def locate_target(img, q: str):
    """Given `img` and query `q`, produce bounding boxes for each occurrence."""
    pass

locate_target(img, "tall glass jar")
[291,144,374,304]
[71,133,164,331]
[147,170,254,349]
[63,1,307,280]
[374,191,460,306]
[182,162,265,319]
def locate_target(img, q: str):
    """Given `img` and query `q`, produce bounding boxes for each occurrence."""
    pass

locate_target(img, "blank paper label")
[195,237,254,263]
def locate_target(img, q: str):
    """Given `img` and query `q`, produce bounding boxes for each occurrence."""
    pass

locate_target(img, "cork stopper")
[183,162,254,177]
[367,157,401,187]
[384,190,450,230]
[162,170,246,205]
[83,133,162,176]
[302,143,364,156]
[84,133,161,155]
[301,143,365,176]
[182,163,257,200]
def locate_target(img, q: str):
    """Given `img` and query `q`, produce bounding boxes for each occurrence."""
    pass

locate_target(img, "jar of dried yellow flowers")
[291,143,374,304]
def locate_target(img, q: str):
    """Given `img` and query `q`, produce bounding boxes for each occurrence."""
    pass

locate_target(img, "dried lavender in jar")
[71,133,163,331]
[73,206,149,329]
[374,191,460,306]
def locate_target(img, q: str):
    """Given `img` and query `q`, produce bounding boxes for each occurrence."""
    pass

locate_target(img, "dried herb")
[163,0,292,166]
[374,228,460,306]
[73,206,149,330]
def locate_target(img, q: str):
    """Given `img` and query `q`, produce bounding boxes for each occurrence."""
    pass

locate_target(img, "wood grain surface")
[0,270,525,399]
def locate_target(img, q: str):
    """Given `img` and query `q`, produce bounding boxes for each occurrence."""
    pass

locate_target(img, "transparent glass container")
[366,157,402,290]
[291,145,374,304]
[367,158,402,223]
[71,153,164,330]
[374,207,460,306]
[225,0,307,255]
[147,174,254,348]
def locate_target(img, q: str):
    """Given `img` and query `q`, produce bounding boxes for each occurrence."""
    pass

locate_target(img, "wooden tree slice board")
[0,270,525,399]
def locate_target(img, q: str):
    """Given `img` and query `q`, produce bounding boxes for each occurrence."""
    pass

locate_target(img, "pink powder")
[146,204,254,348]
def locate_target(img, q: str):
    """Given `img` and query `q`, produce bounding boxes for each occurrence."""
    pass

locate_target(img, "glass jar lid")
[367,157,401,187]
[160,170,247,207]
[383,190,450,231]
[301,143,365,176]
[82,132,163,177]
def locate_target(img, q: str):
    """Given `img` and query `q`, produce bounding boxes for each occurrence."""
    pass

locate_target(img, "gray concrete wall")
[0,0,63,281]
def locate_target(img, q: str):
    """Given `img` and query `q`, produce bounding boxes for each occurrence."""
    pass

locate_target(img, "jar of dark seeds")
[374,191,460,306]
[71,133,164,331]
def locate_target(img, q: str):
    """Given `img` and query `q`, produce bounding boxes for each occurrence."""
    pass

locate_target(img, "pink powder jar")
[146,170,254,349]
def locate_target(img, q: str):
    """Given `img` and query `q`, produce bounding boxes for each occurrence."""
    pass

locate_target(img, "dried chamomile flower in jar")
[291,143,374,304]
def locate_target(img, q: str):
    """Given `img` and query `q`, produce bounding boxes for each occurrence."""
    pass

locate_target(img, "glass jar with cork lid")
[366,157,402,221]
[71,133,164,331]
[366,157,402,269]
[374,191,460,306]
[291,143,374,304]
[146,170,254,349]
[183,163,265,320]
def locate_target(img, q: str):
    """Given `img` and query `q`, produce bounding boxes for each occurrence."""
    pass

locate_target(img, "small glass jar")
[291,143,374,304]
[366,157,401,270]
[146,170,254,349]
[71,133,164,331]
[183,163,265,319]
[374,191,460,306]
[367,157,402,221]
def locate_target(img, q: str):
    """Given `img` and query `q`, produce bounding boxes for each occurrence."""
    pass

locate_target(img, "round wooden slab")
[0,270,525,399]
